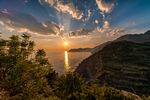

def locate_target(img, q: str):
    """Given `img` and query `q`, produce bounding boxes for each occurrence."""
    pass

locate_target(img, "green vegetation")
[0,33,149,99]
[0,33,55,99]
[76,40,150,97]
[97,41,150,96]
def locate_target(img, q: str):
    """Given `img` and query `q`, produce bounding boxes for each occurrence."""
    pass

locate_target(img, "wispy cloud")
[131,29,136,32]
[43,38,51,41]
[84,37,91,41]
[49,13,55,17]
[132,22,137,26]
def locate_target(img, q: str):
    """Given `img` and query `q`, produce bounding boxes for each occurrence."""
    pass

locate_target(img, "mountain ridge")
[68,47,91,52]
[91,30,150,54]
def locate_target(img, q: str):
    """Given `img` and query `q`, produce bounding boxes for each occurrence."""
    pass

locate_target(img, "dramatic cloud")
[106,28,125,36]
[96,0,115,13]
[39,0,83,20]
[95,20,98,24]
[0,10,63,35]
[69,29,93,37]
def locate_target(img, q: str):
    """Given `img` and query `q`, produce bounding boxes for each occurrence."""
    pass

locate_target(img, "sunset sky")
[0,0,150,51]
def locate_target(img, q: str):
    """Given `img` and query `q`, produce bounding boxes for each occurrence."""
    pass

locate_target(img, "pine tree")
[0,33,54,99]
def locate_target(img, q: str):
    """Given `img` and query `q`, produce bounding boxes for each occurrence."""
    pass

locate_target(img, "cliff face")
[75,41,150,95]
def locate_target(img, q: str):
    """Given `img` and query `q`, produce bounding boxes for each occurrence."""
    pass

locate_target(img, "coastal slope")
[75,41,150,96]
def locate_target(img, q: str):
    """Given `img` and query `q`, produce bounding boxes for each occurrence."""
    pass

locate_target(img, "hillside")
[75,41,150,96]
[68,48,91,52]
[115,30,150,42]
[91,30,150,54]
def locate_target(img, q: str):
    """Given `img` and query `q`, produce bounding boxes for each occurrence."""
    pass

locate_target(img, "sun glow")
[64,42,68,46]
[65,51,70,71]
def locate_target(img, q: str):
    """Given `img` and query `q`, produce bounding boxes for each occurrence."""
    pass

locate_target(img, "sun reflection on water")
[64,51,70,71]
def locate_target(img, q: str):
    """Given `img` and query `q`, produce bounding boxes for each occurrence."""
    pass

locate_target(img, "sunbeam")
[64,51,70,71]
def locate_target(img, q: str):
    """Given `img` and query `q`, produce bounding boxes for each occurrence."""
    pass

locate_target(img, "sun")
[64,42,68,46]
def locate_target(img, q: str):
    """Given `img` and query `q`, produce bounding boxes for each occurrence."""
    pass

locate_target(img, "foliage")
[0,33,149,99]
[142,95,150,100]
[76,40,150,96]
[98,41,150,96]
[82,84,137,100]
[0,33,56,99]
[55,72,84,99]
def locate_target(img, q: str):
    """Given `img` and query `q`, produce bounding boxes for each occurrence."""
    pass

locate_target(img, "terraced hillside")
[75,41,150,96]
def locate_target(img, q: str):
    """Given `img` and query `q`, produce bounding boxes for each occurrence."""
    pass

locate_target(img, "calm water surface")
[47,51,91,75]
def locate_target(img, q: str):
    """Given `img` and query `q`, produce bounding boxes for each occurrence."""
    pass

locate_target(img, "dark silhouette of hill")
[68,48,91,52]
[115,30,150,42]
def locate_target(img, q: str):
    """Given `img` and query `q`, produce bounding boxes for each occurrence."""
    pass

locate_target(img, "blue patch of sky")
[20,0,58,23]
[109,0,150,29]
[0,0,26,11]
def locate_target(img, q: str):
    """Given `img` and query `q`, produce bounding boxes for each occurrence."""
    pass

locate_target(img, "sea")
[46,51,91,75]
